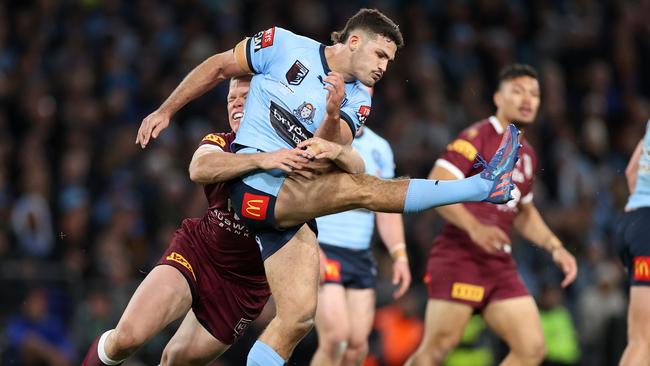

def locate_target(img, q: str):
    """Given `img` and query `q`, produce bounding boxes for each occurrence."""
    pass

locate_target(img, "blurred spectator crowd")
[1,0,649,365]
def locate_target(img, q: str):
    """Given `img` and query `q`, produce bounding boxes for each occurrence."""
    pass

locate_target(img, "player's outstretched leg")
[274,124,521,227]
[82,266,192,366]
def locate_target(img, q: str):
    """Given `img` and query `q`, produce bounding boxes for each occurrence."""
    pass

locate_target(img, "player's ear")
[348,33,361,51]
[493,90,502,109]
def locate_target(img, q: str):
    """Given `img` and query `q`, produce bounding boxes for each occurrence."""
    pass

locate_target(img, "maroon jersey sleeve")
[198,132,235,152]
[436,124,484,178]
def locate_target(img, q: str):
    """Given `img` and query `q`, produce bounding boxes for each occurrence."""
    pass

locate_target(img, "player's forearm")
[158,53,232,117]
[376,212,406,253]
[435,204,483,235]
[189,152,262,184]
[315,118,352,145]
[513,204,562,252]
[332,145,365,173]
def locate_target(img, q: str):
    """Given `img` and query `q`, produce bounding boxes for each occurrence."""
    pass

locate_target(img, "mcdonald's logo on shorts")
[451,282,485,302]
[242,192,270,220]
[325,259,341,282]
[634,256,650,281]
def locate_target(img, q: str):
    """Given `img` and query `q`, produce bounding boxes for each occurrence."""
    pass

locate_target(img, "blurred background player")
[616,120,650,366]
[82,75,312,366]
[311,125,411,366]
[407,64,578,366]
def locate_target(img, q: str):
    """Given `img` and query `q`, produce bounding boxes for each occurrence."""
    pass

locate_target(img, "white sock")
[97,329,125,365]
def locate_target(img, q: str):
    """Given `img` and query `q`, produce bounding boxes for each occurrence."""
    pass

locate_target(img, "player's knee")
[320,332,350,357]
[344,339,368,362]
[513,338,546,363]
[425,331,463,361]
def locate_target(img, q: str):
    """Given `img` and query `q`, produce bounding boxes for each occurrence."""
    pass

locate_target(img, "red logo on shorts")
[262,27,275,48]
[242,192,270,220]
[325,259,341,282]
[634,256,650,281]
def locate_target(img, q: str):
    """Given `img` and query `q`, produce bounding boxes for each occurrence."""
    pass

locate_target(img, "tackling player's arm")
[189,144,311,184]
[626,139,643,193]
[429,165,509,254]
[376,212,411,299]
[513,202,577,287]
[137,47,250,147]
[297,137,365,173]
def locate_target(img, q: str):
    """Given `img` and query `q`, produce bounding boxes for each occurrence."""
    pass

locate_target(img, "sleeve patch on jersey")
[356,105,371,125]
[202,134,226,147]
[447,139,478,161]
[634,256,650,281]
[253,27,275,52]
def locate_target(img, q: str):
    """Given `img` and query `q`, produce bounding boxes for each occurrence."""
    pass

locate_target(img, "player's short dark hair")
[498,63,538,83]
[331,8,404,48]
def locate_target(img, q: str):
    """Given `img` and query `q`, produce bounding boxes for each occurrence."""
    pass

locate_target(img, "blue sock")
[247,341,285,366]
[403,174,490,213]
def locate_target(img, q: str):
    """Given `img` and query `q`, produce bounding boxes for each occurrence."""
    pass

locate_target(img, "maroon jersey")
[434,117,538,257]
[176,131,265,284]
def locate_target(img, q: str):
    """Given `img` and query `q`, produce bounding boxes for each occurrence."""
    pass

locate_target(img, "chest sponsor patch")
[242,192,270,220]
[269,101,313,147]
[634,256,650,281]
[451,282,485,302]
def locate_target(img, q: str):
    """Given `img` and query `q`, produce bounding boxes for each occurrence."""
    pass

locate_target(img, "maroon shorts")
[425,238,528,311]
[157,230,271,345]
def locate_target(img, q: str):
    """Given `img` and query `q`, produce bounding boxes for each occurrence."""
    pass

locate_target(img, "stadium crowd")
[2,0,649,365]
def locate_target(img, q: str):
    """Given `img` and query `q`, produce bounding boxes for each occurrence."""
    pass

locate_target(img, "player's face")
[227,78,250,133]
[351,33,397,87]
[495,76,540,125]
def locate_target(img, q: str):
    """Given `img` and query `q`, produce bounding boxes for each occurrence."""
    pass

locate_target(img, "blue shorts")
[615,207,650,286]
[320,243,377,289]
[229,177,317,260]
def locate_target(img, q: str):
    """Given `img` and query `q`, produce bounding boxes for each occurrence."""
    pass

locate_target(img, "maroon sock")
[81,335,115,366]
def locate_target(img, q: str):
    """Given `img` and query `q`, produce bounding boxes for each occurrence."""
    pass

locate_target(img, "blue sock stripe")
[403,175,490,213]
[247,341,285,366]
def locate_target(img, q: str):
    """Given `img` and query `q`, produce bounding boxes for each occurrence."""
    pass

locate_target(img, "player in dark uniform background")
[616,121,650,366]
[82,75,314,366]
[407,64,578,366]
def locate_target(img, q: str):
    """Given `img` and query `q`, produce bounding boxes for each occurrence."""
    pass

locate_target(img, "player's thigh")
[420,299,473,348]
[275,170,371,227]
[628,286,650,340]
[264,224,319,318]
[116,265,192,340]
[345,288,375,345]
[482,296,544,351]
[316,284,350,339]
[162,309,229,365]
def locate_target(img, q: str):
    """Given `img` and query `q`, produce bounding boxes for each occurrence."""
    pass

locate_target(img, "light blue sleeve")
[380,140,396,179]
[245,26,293,74]
[340,86,372,136]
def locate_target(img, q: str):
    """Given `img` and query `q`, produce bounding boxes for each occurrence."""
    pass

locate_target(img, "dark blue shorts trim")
[229,178,317,260]
[615,207,650,286]
[320,243,376,289]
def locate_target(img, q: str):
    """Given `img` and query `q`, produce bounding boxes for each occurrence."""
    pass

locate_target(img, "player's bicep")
[233,39,253,74]
[338,118,354,144]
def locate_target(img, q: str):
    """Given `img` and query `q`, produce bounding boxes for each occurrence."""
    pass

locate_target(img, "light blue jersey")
[233,27,372,153]
[316,127,395,250]
[626,120,650,210]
